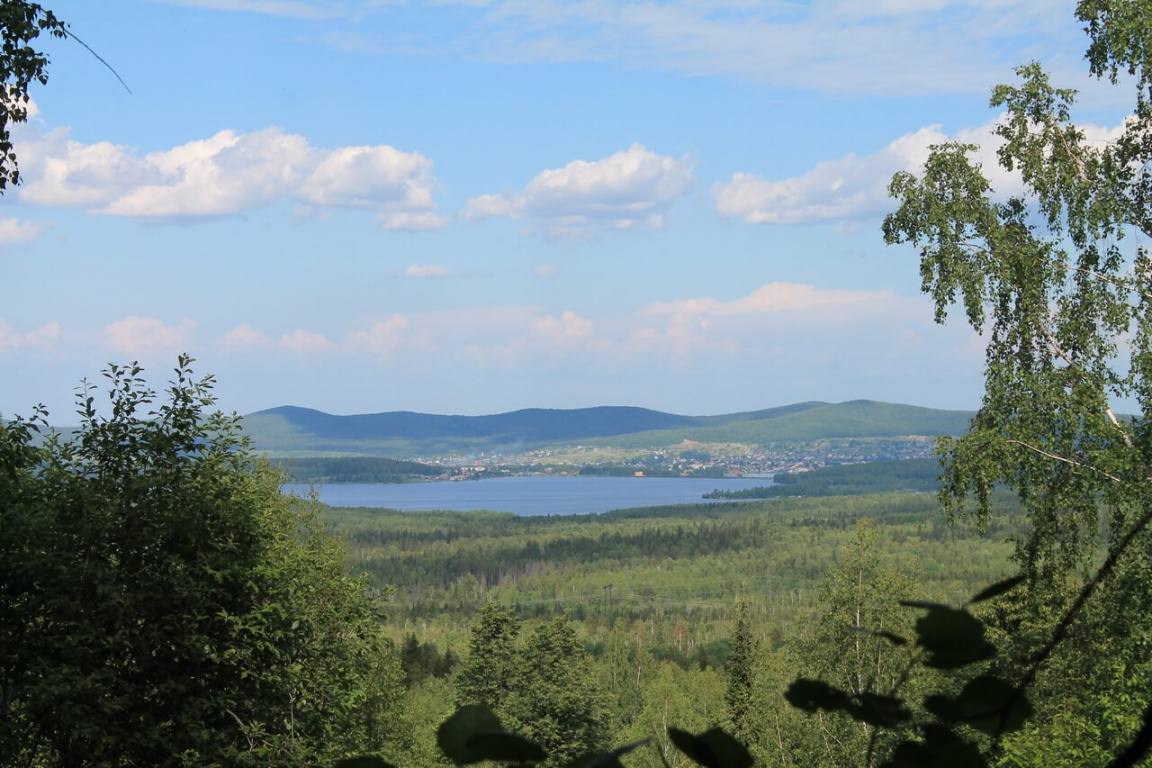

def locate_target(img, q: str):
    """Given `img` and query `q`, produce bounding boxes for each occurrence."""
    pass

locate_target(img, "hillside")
[242,400,973,458]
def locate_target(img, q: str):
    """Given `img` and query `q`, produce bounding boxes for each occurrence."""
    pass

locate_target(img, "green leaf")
[911,606,996,669]
[851,692,913,727]
[563,739,649,768]
[467,732,547,764]
[881,725,987,768]
[899,599,952,610]
[924,691,960,721]
[437,704,511,764]
[784,678,853,714]
[953,675,1032,735]
[967,576,1026,605]
[333,758,398,768]
[666,727,753,768]
[853,626,909,646]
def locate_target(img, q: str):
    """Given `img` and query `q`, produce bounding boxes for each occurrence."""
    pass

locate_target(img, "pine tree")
[504,617,609,767]
[455,602,520,709]
[725,599,757,741]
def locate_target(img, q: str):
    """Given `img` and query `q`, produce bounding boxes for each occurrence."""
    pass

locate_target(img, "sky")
[0,0,1133,420]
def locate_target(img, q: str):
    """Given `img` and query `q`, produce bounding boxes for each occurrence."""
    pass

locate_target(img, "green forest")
[1,359,1031,767]
[703,459,944,499]
[7,0,1152,765]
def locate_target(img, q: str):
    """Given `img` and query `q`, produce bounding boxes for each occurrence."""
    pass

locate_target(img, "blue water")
[284,475,773,516]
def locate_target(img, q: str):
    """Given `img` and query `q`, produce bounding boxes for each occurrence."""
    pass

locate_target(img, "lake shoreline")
[285,474,775,516]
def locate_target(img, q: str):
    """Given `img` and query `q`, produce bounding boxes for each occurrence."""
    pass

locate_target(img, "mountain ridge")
[241,400,974,458]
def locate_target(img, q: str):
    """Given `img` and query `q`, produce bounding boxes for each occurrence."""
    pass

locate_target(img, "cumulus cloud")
[280,328,331,354]
[405,264,451,278]
[217,323,273,350]
[347,315,413,355]
[0,216,45,243]
[0,319,61,350]
[104,317,196,356]
[15,124,445,226]
[531,311,595,349]
[711,116,1126,226]
[464,143,693,239]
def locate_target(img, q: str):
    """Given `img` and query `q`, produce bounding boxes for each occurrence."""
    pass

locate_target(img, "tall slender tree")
[883,0,1152,759]
[725,599,757,741]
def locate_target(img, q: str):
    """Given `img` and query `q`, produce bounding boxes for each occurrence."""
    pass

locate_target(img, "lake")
[284,475,774,516]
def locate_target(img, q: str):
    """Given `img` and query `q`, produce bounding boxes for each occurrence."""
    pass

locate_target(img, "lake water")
[284,475,773,516]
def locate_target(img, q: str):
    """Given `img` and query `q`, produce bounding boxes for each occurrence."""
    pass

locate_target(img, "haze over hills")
[242,400,974,458]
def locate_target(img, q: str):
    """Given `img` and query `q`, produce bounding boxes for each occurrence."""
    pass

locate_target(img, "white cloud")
[217,324,273,350]
[534,264,557,277]
[347,315,413,355]
[280,328,331,354]
[642,282,893,317]
[301,145,436,209]
[464,143,693,239]
[19,133,156,208]
[0,319,60,350]
[15,124,445,226]
[531,311,595,348]
[624,282,914,361]
[147,0,354,20]
[158,1,1086,99]
[460,308,605,365]
[379,211,449,231]
[405,264,451,278]
[0,216,44,243]
[712,116,1094,226]
[409,0,1074,97]
[104,317,196,356]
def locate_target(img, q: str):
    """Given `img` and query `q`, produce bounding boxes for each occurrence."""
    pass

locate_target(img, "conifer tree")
[503,617,609,768]
[725,599,757,741]
[455,602,520,710]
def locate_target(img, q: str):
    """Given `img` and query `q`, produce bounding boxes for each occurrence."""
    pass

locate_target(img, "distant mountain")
[242,405,698,456]
[241,401,974,458]
[593,400,974,449]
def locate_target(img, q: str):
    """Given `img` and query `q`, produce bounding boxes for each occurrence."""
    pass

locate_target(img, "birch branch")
[1005,438,1123,483]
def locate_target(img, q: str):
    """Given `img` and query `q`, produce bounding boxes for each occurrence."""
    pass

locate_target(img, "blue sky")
[0,0,1129,419]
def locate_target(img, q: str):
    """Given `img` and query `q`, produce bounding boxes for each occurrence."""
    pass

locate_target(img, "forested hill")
[242,400,973,457]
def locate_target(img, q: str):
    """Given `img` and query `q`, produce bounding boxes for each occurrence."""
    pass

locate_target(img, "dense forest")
[277,456,443,484]
[703,458,943,499]
[7,1,1152,766]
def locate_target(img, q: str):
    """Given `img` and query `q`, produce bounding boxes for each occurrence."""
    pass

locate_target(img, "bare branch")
[1038,325,1134,448]
[1059,261,1150,302]
[1004,438,1124,483]
[224,708,255,753]
[63,30,131,94]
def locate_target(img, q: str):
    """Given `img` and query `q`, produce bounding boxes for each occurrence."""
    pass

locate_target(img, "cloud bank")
[713,118,1129,226]
[15,125,446,230]
[0,319,61,350]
